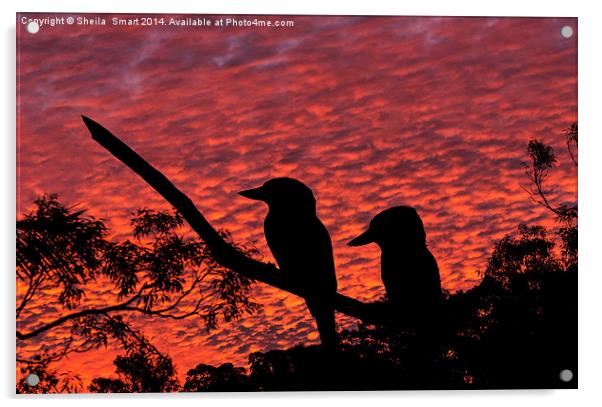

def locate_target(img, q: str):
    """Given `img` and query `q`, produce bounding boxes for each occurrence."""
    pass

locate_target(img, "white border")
[3,1,601,406]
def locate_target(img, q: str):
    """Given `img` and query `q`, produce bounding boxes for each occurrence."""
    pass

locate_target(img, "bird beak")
[348,229,374,246]
[239,186,266,201]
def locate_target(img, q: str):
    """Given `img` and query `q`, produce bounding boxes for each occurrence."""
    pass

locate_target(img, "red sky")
[17,14,577,387]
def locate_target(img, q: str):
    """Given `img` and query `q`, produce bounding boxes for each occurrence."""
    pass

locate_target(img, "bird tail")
[306,297,337,352]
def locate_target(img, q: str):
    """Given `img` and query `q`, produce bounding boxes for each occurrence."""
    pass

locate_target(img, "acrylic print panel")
[16,13,577,393]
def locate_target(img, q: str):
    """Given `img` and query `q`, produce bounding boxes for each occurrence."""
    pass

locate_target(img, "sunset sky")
[17,13,577,386]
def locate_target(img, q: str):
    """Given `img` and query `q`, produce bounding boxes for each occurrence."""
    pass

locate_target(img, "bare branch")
[566,123,578,167]
[16,295,141,341]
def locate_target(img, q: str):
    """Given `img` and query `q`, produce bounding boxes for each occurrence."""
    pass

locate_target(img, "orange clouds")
[17,14,577,386]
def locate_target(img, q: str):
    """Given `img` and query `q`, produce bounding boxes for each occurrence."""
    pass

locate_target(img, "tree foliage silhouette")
[522,123,577,270]
[16,195,260,385]
[16,359,82,394]
[88,334,179,393]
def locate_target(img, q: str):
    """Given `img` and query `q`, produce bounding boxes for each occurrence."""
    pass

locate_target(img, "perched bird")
[239,178,338,350]
[348,206,442,328]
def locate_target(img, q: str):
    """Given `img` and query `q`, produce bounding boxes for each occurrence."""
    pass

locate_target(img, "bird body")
[240,178,338,350]
[264,211,337,295]
[380,245,441,317]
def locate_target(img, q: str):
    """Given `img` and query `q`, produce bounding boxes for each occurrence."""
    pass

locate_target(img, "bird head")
[348,206,426,250]
[239,177,316,213]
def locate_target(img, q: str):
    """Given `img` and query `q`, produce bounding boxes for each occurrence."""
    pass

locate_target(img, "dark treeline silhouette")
[16,122,577,392]
[21,239,577,392]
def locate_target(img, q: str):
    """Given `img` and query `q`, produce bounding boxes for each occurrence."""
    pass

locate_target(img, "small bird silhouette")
[348,206,442,328]
[239,178,338,350]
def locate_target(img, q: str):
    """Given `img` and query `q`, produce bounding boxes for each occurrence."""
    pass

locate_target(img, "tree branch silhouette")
[521,126,578,226]
[16,296,140,341]
[81,115,373,323]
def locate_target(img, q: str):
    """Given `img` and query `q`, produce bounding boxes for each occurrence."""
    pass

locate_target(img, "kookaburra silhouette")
[348,206,442,327]
[239,177,338,350]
